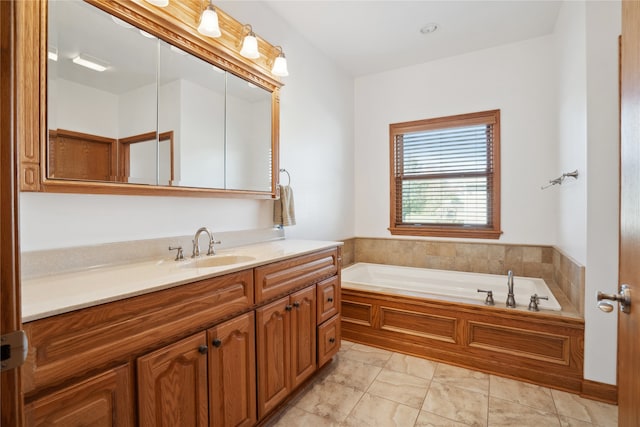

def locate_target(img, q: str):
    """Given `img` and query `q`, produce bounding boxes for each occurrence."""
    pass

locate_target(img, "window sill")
[389,225,503,240]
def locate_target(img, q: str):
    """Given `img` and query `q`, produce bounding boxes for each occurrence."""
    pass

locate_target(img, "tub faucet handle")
[477,289,495,306]
[528,294,549,311]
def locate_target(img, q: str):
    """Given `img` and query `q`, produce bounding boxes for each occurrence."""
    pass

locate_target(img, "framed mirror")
[34,0,282,197]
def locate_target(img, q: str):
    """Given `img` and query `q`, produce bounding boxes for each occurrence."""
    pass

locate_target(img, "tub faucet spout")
[506,270,516,308]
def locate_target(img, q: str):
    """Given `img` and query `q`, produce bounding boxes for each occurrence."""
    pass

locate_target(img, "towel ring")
[279,168,291,186]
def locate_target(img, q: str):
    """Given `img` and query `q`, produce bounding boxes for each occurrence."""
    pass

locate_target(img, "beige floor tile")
[422,381,488,427]
[489,375,555,412]
[559,415,597,427]
[294,380,364,423]
[384,352,438,380]
[551,389,618,427]
[415,410,474,426]
[269,406,342,427]
[340,339,356,350]
[367,368,430,409]
[432,363,490,395]
[323,357,382,392]
[341,343,393,367]
[488,397,560,427]
[342,393,420,427]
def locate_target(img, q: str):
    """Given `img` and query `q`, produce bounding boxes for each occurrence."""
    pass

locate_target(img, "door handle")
[597,284,631,314]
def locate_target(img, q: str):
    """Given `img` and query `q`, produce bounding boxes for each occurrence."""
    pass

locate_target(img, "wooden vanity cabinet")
[22,247,341,426]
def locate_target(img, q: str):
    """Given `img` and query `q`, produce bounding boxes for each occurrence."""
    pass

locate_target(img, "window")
[389,110,502,239]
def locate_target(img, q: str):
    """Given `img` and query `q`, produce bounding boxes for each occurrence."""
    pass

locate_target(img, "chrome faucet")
[506,270,516,308]
[191,227,221,258]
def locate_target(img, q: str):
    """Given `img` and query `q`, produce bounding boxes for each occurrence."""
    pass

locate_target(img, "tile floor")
[266,340,618,427]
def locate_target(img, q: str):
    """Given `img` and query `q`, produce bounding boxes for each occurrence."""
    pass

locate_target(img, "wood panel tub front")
[341,288,585,394]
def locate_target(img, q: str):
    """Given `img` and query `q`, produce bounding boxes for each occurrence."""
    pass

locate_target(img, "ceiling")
[263,1,563,77]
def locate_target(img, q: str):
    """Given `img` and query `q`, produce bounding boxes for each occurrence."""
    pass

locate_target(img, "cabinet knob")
[329,337,336,344]
[212,339,222,348]
[293,301,300,308]
[285,305,292,311]
[327,297,334,303]
[197,345,208,355]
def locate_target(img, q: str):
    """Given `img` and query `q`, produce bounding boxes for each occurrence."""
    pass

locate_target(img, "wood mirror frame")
[17,0,282,198]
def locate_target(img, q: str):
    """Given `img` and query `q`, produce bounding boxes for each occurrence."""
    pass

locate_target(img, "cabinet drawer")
[254,248,338,303]
[316,276,340,324]
[317,315,341,368]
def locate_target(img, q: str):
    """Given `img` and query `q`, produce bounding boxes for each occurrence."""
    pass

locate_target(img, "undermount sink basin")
[183,255,256,268]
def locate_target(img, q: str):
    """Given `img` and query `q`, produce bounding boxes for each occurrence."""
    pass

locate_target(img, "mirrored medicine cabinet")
[19,0,282,198]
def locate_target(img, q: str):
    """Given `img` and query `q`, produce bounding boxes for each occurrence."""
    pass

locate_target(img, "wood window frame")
[389,110,502,239]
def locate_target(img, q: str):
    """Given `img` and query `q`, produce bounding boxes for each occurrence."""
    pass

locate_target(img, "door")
[618,2,640,424]
[1,0,25,425]
[208,312,257,427]
[256,296,291,419]
[290,286,316,389]
[137,333,209,426]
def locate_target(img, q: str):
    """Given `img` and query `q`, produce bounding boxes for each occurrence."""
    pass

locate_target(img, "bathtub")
[342,263,561,311]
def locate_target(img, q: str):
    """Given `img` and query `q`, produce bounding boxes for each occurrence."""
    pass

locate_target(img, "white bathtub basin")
[342,263,562,311]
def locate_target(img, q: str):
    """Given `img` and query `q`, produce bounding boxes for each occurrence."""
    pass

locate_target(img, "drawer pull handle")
[198,345,208,355]
[329,338,336,344]
[212,339,222,348]
[327,297,334,303]
[285,305,293,311]
[293,301,300,308]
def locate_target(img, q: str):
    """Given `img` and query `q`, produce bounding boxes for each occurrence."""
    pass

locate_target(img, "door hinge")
[0,330,28,372]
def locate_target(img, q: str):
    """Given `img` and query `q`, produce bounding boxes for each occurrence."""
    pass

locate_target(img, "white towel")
[274,184,296,226]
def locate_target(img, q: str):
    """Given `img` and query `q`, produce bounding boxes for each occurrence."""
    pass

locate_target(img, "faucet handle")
[168,246,184,261]
[528,294,549,311]
[206,240,222,256]
[477,289,495,306]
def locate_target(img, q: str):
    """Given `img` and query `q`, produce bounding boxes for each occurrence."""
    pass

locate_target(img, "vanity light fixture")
[72,54,108,72]
[197,0,221,38]
[144,0,169,7]
[239,24,260,59]
[270,46,289,77]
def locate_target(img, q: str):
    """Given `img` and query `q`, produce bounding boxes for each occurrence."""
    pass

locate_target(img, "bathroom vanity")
[21,242,342,426]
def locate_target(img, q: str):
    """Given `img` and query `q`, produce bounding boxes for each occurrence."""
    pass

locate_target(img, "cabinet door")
[208,312,257,427]
[256,296,291,418]
[290,286,317,388]
[137,332,209,427]
[24,364,134,426]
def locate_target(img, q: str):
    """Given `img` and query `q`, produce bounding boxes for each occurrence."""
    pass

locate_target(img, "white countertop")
[22,239,341,322]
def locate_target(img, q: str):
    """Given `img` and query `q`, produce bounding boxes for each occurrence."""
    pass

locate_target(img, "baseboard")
[581,379,618,404]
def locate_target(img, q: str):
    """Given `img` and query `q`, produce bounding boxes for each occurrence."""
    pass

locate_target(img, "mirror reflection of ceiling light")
[111,16,134,29]
[72,54,109,72]
[140,30,157,39]
[247,82,258,89]
[197,1,221,38]
[48,47,58,61]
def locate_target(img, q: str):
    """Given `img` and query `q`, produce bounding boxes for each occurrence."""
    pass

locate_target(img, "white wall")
[556,0,620,386]
[20,1,355,251]
[354,35,558,244]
